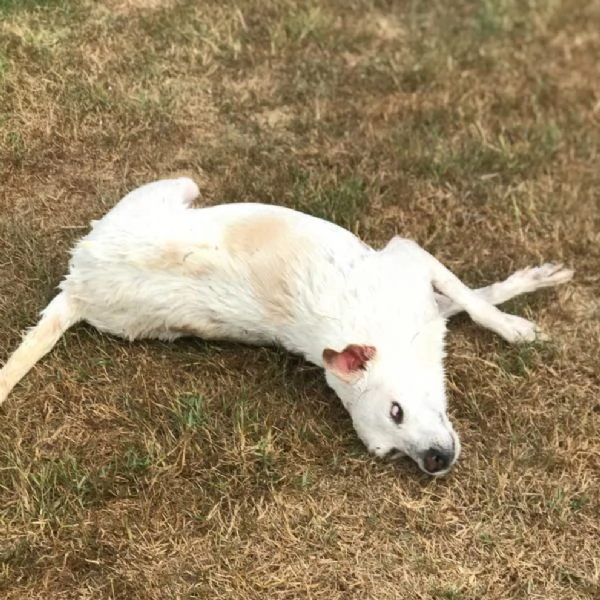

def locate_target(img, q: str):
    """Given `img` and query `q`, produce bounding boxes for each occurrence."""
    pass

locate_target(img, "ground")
[0,1,599,598]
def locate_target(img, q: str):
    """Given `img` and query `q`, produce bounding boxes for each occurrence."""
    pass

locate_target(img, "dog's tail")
[0,292,80,406]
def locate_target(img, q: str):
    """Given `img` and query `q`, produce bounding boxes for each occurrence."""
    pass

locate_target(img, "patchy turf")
[0,0,599,598]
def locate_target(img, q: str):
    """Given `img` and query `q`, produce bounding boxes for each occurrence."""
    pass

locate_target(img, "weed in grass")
[474,0,506,37]
[496,341,541,378]
[9,455,97,522]
[253,430,276,471]
[5,130,27,163]
[479,531,495,547]
[124,447,152,472]
[285,7,330,44]
[570,495,588,513]
[230,389,269,433]
[297,468,311,490]
[171,393,205,434]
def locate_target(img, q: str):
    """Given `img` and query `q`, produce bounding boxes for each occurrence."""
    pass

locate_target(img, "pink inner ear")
[323,344,376,375]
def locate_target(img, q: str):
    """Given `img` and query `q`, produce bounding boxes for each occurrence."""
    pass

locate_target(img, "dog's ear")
[322,344,376,382]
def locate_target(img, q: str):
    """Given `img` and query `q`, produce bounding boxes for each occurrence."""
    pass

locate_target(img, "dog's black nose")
[423,448,452,474]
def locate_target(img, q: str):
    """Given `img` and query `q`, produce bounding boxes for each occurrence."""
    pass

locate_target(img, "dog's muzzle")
[421,447,454,475]
[418,433,460,476]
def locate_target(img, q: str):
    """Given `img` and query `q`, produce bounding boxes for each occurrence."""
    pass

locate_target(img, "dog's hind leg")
[435,263,574,318]
[115,177,200,214]
[0,292,80,405]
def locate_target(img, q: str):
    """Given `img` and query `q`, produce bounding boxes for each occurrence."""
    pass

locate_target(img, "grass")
[0,0,599,598]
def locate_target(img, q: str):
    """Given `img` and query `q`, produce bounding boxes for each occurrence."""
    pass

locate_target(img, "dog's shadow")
[164,336,445,483]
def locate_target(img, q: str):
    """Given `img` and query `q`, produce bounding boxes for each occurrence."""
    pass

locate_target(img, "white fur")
[0,178,574,476]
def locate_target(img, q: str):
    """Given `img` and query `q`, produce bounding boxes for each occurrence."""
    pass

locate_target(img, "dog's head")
[322,317,460,476]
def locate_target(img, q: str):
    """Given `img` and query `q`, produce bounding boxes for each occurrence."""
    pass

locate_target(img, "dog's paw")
[508,263,574,291]
[497,314,548,344]
[176,177,200,205]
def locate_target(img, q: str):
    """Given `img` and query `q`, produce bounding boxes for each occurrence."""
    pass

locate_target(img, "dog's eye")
[390,402,403,425]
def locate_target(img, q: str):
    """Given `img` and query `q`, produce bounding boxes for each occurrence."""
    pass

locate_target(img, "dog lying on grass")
[0,178,573,476]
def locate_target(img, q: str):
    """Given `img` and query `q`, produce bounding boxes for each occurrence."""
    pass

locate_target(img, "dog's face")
[323,318,460,476]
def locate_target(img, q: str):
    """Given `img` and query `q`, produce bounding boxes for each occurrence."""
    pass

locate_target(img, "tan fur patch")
[143,243,214,277]
[223,214,305,322]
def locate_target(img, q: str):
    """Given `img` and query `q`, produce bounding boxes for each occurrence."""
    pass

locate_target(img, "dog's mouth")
[385,448,406,460]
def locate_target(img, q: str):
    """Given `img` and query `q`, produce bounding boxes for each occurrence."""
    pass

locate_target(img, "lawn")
[0,0,598,598]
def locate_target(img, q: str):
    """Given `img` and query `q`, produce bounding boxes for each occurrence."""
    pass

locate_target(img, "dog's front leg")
[435,263,574,319]
[394,239,546,343]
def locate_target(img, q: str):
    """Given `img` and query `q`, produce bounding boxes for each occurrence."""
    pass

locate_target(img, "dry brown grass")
[1,0,599,598]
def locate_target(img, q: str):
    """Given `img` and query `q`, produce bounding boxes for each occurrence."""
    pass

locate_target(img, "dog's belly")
[71,266,290,345]
[61,202,372,351]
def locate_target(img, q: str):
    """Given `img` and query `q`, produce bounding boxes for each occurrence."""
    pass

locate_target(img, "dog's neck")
[282,248,442,367]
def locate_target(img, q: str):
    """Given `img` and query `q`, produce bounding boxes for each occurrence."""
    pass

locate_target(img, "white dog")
[0,178,573,476]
